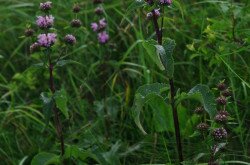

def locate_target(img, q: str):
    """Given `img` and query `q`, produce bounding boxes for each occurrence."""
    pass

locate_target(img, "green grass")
[0,0,249,164]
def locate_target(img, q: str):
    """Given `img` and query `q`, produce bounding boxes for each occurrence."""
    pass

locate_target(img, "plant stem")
[48,53,65,156]
[152,9,184,163]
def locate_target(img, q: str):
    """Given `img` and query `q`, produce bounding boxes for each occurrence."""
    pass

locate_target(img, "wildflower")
[30,42,40,53]
[40,1,52,11]
[197,123,209,132]
[159,0,172,5]
[36,15,54,29]
[73,4,81,13]
[91,22,98,32]
[212,127,227,141]
[64,34,76,45]
[217,82,226,91]
[71,19,82,28]
[95,7,104,15]
[37,33,57,47]
[194,106,204,115]
[98,31,109,44]
[98,18,107,30]
[24,28,35,37]
[216,96,227,105]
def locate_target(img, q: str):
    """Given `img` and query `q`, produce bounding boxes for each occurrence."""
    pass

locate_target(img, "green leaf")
[142,40,165,70]
[132,83,169,134]
[54,89,69,119]
[40,92,54,127]
[188,84,217,118]
[127,0,146,13]
[162,38,176,78]
[31,152,60,165]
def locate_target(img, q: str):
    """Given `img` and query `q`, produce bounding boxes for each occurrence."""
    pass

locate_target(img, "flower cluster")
[29,1,79,52]
[193,81,232,164]
[36,15,54,29]
[91,1,109,44]
[145,0,172,19]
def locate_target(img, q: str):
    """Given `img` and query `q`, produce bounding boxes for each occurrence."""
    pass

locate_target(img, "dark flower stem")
[48,51,65,156]
[151,9,184,163]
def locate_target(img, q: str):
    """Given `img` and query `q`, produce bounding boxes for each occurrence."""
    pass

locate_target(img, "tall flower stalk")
[28,1,79,156]
[147,0,183,163]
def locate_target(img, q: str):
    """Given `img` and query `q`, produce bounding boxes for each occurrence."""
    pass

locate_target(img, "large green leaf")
[54,89,69,119]
[31,152,60,165]
[142,40,165,70]
[40,92,54,127]
[188,84,217,118]
[132,83,169,134]
[162,38,176,78]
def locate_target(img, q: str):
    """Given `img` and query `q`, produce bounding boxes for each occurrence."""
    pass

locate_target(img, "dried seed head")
[216,96,227,105]
[217,82,227,91]
[73,4,81,13]
[71,19,82,28]
[212,127,227,141]
[24,28,35,37]
[194,106,204,115]
[197,123,209,132]
[222,89,231,97]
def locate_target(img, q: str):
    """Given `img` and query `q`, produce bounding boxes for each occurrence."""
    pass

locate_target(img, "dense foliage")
[0,0,249,164]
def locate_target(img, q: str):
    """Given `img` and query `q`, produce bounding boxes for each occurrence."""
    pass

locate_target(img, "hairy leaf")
[132,83,169,134]
[54,89,69,119]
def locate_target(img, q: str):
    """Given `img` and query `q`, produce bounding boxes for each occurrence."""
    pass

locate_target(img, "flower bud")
[71,19,82,28]
[212,127,227,141]
[145,0,154,5]
[24,28,35,37]
[194,106,204,115]
[95,7,104,15]
[40,1,52,11]
[216,96,227,105]
[64,34,76,45]
[222,89,231,97]
[159,0,172,5]
[197,123,209,132]
[217,82,227,91]
[73,4,81,13]
[214,111,229,124]
[30,42,40,53]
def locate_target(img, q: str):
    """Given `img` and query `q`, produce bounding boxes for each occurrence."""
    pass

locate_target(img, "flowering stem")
[151,9,184,163]
[48,51,65,156]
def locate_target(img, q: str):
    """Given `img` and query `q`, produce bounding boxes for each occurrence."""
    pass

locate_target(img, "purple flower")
[37,33,57,47]
[147,9,160,19]
[36,15,54,29]
[91,22,99,32]
[98,31,109,44]
[159,0,172,5]
[40,1,52,11]
[98,18,107,30]
[64,34,76,45]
